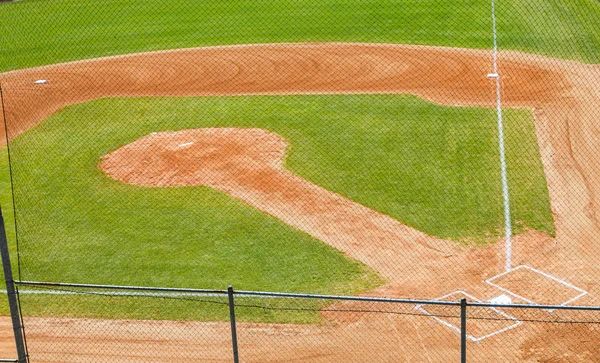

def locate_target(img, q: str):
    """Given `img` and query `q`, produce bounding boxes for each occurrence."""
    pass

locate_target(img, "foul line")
[490,0,512,272]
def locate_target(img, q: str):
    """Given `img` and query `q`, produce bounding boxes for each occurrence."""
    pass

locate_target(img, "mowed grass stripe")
[0,0,599,72]
[5,95,552,289]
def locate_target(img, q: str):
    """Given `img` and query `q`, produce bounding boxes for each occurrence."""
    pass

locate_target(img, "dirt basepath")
[1,43,600,361]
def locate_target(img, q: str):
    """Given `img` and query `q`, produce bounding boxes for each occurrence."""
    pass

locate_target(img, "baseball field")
[1,0,600,361]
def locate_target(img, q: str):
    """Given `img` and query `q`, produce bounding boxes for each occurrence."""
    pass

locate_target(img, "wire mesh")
[16,285,232,362]
[466,305,600,362]
[14,285,600,362]
[234,295,462,362]
[5,0,598,290]
[0,0,599,361]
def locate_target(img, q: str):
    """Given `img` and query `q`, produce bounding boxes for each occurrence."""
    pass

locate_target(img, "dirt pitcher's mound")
[101,128,288,187]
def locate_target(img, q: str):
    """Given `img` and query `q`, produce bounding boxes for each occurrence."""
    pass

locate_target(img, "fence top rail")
[235,290,600,311]
[15,280,460,306]
[234,289,460,306]
[15,280,600,311]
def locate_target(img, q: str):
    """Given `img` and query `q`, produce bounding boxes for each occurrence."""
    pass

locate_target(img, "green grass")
[0,0,586,321]
[0,94,554,319]
[14,288,333,324]
[6,95,552,287]
[0,147,15,293]
[4,131,380,295]
[0,0,599,72]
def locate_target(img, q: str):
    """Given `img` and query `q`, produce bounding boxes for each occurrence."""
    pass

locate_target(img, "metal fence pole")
[0,207,28,363]
[460,298,467,363]
[227,286,240,363]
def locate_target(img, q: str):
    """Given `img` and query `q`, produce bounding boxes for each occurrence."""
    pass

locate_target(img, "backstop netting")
[1,0,599,361]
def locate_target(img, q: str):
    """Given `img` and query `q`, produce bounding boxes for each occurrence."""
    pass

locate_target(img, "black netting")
[1,0,599,361]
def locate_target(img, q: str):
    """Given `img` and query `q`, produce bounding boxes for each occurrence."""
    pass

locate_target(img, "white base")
[415,290,521,342]
[489,294,512,305]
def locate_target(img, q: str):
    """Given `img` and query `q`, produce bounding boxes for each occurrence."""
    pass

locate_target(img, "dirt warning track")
[1,43,600,361]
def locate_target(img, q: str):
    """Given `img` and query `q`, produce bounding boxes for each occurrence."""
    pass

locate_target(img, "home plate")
[415,290,521,341]
[34,79,48,84]
[489,294,512,305]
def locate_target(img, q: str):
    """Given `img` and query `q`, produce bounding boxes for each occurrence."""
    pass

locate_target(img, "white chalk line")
[490,0,512,273]
[414,290,522,342]
[485,265,589,312]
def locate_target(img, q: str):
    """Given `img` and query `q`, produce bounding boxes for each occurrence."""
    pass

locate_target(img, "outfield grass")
[0,0,599,72]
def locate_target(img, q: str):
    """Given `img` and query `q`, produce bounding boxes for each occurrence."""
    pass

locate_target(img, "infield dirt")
[1,43,600,361]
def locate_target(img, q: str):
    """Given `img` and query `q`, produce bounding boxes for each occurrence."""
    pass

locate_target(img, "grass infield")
[10,96,552,268]
[1,94,552,320]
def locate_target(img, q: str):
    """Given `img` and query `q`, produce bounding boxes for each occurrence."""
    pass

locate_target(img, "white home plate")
[34,79,48,84]
[489,294,512,305]
[415,290,521,341]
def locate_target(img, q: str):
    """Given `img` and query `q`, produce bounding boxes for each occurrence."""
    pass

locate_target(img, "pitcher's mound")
[101,128,288,187]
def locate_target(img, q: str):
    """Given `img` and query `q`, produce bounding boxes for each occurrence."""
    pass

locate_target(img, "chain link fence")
[9,283,600,362]
[1,0,599,361]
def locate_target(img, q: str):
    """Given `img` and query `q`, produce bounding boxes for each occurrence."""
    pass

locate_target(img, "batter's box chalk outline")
[415,291,522,342]
[485,265,588,312]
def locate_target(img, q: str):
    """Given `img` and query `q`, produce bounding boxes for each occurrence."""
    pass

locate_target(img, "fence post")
[460,298,467,363]
[0,207,28,363]
[227,286,240,363]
